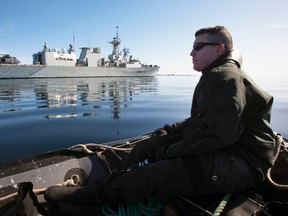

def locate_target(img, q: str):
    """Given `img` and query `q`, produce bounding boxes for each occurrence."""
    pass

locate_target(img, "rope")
[179,194,232,216]
[266,166,288,189]
[101,198,163,216]
[212,193,232,216]
[0,178,77,202]
[266,133,288,190]
[68,135,150,154]
[69,143,133,153]
[139,198,163,215]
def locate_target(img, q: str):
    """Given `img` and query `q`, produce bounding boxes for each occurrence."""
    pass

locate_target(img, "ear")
[216,44,226,56]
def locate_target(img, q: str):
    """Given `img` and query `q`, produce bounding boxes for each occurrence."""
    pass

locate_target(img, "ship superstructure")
[0,28,159,78]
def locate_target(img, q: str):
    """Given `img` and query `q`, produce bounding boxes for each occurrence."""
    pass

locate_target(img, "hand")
[169,120,192,135]
[152,124,174,136]
[152,128,168,136]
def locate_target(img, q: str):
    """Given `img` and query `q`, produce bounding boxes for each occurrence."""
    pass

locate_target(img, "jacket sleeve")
[167,67,246,158]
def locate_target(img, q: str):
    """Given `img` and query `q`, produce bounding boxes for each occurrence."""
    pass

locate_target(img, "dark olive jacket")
[167,49,275,174]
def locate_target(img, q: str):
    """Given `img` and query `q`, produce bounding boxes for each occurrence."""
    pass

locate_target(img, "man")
[45,26,276,206]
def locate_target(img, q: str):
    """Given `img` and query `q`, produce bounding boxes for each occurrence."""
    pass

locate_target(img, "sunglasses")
[193,42,220,51]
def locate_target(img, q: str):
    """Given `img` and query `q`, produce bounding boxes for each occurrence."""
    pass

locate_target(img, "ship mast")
[108,26,121,63]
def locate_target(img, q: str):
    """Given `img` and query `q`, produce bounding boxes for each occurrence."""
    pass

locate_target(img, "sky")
[1,0,288,78]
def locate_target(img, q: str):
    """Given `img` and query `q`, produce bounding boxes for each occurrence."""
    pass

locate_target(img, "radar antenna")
[122,48,130,61]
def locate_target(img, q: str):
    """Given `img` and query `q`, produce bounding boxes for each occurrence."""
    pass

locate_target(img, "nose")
[190,50,194,57]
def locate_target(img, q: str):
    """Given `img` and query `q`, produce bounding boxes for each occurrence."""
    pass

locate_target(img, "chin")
[193,66,201,72]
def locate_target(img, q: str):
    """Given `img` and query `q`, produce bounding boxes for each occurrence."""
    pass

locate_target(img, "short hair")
[195,26,233,49]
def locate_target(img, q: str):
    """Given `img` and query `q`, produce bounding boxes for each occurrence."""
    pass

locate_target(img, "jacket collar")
[202,48,243,73]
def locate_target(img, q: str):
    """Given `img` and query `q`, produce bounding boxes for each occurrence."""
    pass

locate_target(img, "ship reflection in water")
[0,77,158,120]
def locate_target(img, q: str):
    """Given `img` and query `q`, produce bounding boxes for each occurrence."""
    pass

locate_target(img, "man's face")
[190,33,222,72]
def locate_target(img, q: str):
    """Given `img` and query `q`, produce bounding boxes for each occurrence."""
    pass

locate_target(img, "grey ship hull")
[0,65,159,79]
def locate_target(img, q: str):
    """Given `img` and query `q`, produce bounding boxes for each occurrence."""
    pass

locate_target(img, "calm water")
[0,75,287,163]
